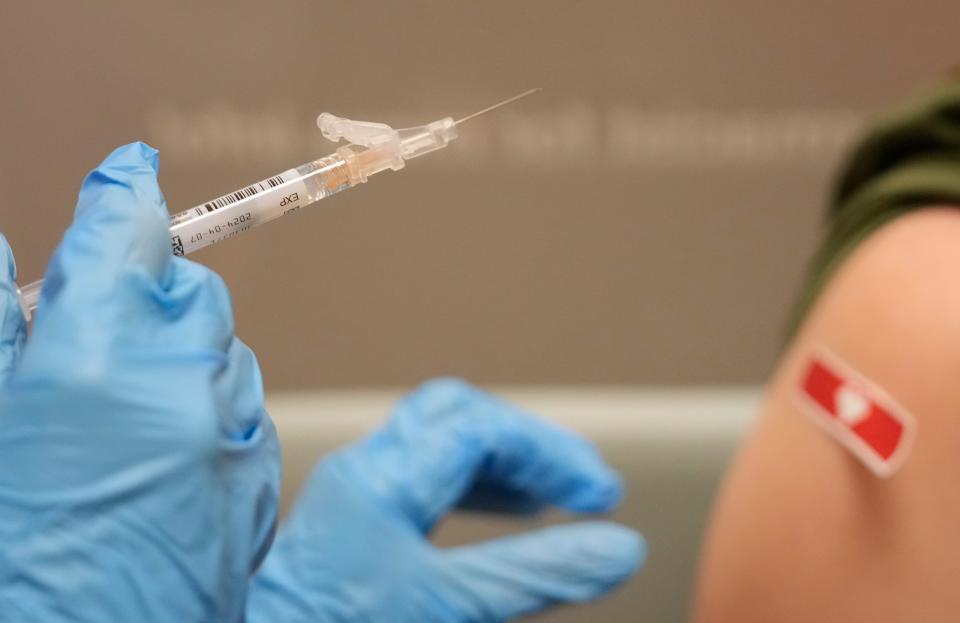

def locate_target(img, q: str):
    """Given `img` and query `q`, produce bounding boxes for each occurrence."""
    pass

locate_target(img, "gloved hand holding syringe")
[15,88,539,320]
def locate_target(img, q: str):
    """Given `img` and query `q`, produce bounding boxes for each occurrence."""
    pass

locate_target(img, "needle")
[455,88,541,125]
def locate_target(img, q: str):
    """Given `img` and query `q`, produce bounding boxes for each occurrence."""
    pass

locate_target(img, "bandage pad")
[795,350,916,478]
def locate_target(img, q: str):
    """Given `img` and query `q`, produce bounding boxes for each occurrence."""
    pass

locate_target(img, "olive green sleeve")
[786,81,960,338]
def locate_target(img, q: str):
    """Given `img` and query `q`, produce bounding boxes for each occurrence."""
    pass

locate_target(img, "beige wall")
[2,1,957,390]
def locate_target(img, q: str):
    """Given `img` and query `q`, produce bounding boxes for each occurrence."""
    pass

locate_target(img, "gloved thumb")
[24,143,172,370]
[0,234,26,384]
[42,142,171,310]
[438,521,645,621]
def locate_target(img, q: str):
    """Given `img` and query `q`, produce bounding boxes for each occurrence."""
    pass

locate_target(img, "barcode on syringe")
[193,174,287,216]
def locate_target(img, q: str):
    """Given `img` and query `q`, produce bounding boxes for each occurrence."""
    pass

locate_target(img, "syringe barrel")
[16,152,356,316]
[168,153,353,257]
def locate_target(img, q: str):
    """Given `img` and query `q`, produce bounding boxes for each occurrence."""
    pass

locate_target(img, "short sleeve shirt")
[787,81,960,337]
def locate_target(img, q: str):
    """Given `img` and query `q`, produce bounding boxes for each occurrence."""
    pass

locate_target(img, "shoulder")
[798,205,960,408]
[693,206,960,622]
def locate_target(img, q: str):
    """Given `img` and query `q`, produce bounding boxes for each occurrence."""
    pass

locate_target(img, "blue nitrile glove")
[0,143,279,622]
[248,379,644,622]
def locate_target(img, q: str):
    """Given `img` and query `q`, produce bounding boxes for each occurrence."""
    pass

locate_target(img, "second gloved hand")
[248,379,644,622]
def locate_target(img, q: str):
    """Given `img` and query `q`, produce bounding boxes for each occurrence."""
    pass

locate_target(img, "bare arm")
[693,207,960,622]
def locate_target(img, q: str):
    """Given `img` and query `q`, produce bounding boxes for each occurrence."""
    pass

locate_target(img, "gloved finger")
[161,258,265,439]
[0,234,26,384]
[216,337,269,442]
[215,341,280,572]
[359,378,624,532]
[36,142,171,322]
[440,522,645,620]
[169,274,279,573]
[154,257,235,354]
[158,258,269,442]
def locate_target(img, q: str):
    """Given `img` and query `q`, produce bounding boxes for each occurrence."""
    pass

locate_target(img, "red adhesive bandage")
[795,349,916,478]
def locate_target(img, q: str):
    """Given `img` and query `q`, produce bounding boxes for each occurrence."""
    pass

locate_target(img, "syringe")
[15,88,540,321]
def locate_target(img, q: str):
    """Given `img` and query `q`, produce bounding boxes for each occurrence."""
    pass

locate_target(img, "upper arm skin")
[692,207,960,622]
